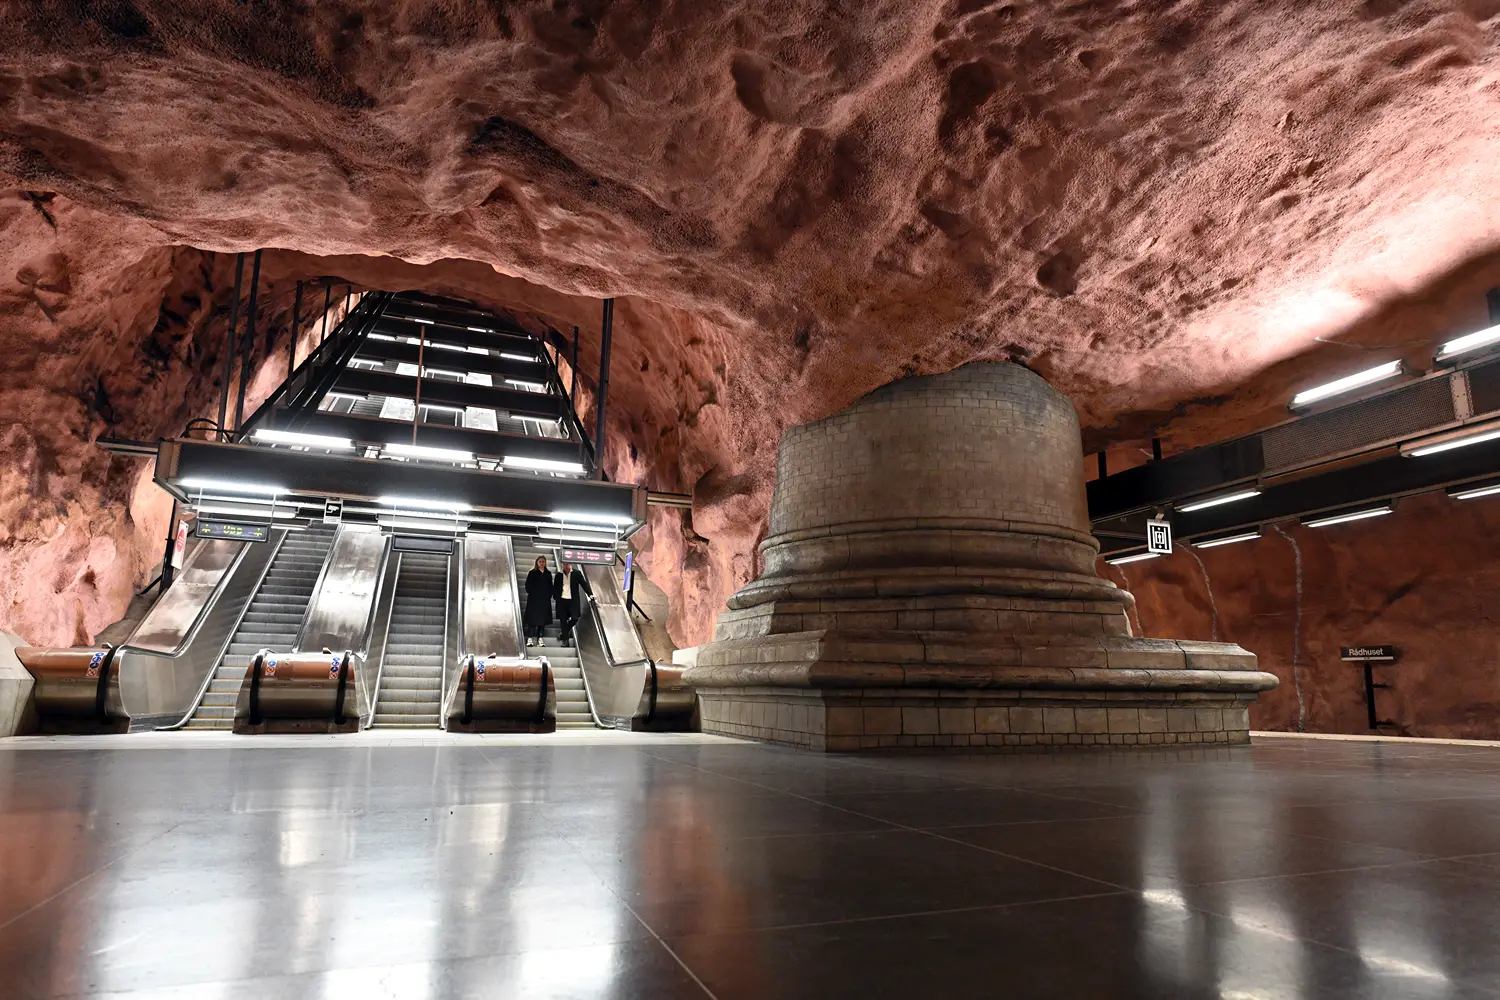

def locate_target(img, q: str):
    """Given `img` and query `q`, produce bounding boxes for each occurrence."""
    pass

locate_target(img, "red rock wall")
[1107,491,1500,740]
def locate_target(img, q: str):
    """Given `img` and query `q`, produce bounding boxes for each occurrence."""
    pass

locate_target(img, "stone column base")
[695,686,1255,752]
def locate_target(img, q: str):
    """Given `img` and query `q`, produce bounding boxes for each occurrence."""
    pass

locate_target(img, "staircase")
[372,551,450,728]
[516,548,595,730]
[183,526,336,730]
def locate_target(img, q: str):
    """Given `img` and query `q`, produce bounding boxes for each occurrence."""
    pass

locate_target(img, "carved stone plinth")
[682,363,1277,752]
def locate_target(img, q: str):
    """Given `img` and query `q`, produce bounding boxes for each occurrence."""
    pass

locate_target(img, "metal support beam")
[1488,287,1500,324]
[233,249,263,433]
[288,280,302,374]
[320,281,332,345]
[217,253,245,440]
[594,299,614,480]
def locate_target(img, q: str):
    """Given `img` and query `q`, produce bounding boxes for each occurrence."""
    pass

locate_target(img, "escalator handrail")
[460,654,477,726]
[332,648,353,725]
[92,644,122,724]
[246,649,268,726]
[535,660,551,723]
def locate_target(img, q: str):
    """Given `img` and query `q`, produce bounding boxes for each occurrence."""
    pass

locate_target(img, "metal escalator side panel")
[581,564,650,668]
[360,549,406,722]
[572,595,647,728]
[293,524,392,729]
[460,533,524,660]
[120,529,288,731]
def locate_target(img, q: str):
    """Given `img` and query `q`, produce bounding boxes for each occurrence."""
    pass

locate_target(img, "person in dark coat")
[552,561,594,647]
[523,556,553,647]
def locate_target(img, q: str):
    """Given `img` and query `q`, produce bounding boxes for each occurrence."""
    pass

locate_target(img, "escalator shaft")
[373,551,449,728]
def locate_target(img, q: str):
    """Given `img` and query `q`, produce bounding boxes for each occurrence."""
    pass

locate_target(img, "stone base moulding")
[685,628,1274,752]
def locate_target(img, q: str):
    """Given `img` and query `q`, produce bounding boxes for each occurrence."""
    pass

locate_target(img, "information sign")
[1340,645,1397,662]
[561,547,614,563]
[194,520,270,542]
[1146,518,1173,555]
[172,520,189,569]
[323,498,343,524]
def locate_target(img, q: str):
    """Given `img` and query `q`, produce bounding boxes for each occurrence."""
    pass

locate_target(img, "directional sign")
[195,520,270,542]
[171,520,189,569]
[323,498,344,524]
[1146,518,1173,555]
[561,547,614,563]
[1341,645,1397,662]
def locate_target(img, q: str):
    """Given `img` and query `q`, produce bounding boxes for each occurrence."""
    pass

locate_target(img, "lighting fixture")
[500,352,537,363]
[1178,488,1261,513]
[1290,361,1402,408]
[322,391,367,403]
[511,414,560,423]
[376,495,472,512]
[549,510,634,526]
[505,378,547,391]
[383,442,474,463]
[378,516,465,533]
[1303,504,1393,528]
[1449,481,1500,501]
[1193,530,1261,549]
[504,455,586,473]
[1400,419,1500,457]
[1105,551,1159,566]
[430,341,467,352]
[467,326,492,333]
[252,429,354,450]
[180,478,285,496]
[1436,323,1500,363]
[367,332,397,342]
[195,503,301,520]
[412,317,434,325]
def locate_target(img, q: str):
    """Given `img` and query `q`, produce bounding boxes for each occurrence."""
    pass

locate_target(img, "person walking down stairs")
[552,560,593,647]
[523,555,552,648]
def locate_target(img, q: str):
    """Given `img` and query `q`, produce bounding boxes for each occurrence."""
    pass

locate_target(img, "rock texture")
[0,2,1498,674]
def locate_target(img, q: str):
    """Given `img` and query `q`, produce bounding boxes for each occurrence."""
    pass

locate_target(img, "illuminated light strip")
[1192,531,1261,549]
[180,478,285,496]
[1291,360,1402,407]
[504,455,586,473]
[195,503,302,520]
[384,442,473,463]
[501,352,538,363]
[1401,419,1500,458]
[1178,488,1261,513]
[1436,323,1500,362]
[1105,551,1159,566]
[252,429,354,450]
[412,317,434,325]
[1449,482,1500,501]
[550,510,634,525]
[505,378,547,391]
[376,495,472,512]
[467,326,493,333]
[1303,505,1392,528]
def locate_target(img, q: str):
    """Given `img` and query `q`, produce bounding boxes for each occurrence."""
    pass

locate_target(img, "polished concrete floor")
[4,733,1500,999]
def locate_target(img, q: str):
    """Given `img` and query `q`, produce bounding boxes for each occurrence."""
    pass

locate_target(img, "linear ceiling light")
[367,332,397,342]
[505,378,547,391]
[1193,530,1261,549]
[1291,361,1402,408]
[538,525,617,536]
[195,503,302,520]
[180,478,285,496]
[1437,324,1500,363]
[1303,504,1393,528]
[467,325,492,333]
[504,455,586,473]
[383,442,473,463]
[1105,551,1159,566]
[376,495,472,512]
[1178,488,1261,513]
[412,317,434,325]
[549,510,634,525]
[1449,481,1500,500]
[252,429,354,450]
[501,352,537,363]
[1401,419,1500,458]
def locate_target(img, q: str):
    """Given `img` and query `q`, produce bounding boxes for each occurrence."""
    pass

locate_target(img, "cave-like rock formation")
[2,2,1499,735]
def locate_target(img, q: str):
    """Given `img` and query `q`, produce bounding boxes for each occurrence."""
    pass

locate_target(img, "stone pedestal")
[682,363,1277,752]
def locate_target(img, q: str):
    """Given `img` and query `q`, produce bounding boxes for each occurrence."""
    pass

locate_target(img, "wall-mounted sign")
[561,547,614,563]
[195,520,270,542]
[323,498,344,524]
[623,551,634,591]
[1147,518,1173,554]
[172,520,189,569]
[1341,645,1397,662]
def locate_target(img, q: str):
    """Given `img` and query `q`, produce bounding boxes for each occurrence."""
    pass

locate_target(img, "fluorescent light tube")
[550,511,634,525]
[322,391,367,403]
[1303,505,1392,528]
[195,503,301,520]
[539,523,618,535]
[1437,324,1500,361]
[1193,531,1261,549]
[1178,488,1261,513]
[367,332,396,341]
[377,495,472,512]
[501,352,537,362]
[180,478,285,496]
[252,429,353,450]
[384,442,473,463]
[1402,421,1500,457]
[1291,361,1402,407]
[511,414,559,423]
[505,378,547,391]
[504,455,586,473]
[412,318,434,325]
[467,326,492,333]
[1451,482,1500,501]
[1105,551,1159,565]
[378,516,465,532]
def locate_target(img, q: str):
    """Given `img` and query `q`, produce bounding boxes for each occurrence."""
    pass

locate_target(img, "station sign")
[1146,518,1173,554]
[561,547,615,564]
[194,520,270,543]
[323,498,344,524]
[1340,645,1397,662]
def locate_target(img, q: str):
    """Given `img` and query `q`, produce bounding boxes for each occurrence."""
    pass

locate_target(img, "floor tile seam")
[1183,854,1470,888]
[669,889,1137,938]
[816,758,1159,809]
[636,750,1134,892]
[1286,829,1457,859]
[892,812,1152,834]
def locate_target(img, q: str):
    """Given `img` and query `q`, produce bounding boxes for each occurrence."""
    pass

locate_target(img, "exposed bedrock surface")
[1,2,1499,698]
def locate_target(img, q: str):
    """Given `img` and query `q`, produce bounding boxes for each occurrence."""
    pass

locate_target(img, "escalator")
[183,526,336,730]
[372,551,450,728]
[515,544,593,729]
